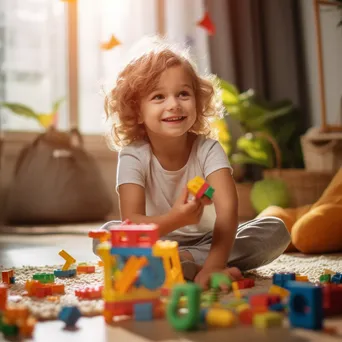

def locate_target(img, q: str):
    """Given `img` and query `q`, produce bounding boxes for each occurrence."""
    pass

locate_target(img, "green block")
[33,273,55,284]
[167,283,201,331]
[2,323,19,337]
[204,186,215,199]
[210,273,232,290]
[319,274,331,283]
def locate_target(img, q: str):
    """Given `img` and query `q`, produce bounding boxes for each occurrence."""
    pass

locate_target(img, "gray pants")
[93,216,290,280]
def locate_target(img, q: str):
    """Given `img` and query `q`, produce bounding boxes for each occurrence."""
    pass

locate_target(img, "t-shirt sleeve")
[116,146,145,192]
[202,139,233,178]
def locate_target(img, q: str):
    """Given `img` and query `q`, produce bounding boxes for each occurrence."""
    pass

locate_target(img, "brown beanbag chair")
[258,168,342,254]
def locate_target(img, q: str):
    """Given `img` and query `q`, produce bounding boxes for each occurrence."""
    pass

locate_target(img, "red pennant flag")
[197,11,215,35]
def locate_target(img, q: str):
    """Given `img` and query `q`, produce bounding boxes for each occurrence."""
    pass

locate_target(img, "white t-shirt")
[116,135,232,238]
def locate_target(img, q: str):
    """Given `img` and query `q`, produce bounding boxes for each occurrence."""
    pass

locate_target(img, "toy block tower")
[187,176,214,200]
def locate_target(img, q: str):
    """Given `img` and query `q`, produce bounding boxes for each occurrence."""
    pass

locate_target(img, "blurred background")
[0,0,341,229]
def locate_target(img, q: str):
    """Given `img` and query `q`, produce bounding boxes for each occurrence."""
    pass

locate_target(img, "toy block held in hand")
[187,176,215,200]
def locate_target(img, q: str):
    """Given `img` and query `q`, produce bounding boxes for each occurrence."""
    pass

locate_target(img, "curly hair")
[105,44,223,150]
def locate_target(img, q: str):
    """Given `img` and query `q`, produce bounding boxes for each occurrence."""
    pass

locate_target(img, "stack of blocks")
[187,176,215,200]
[92,220,185,323]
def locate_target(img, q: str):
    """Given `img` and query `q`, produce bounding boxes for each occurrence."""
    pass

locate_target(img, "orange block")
[0,284,7,311]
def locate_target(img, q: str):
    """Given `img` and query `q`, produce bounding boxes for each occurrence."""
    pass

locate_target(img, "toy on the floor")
[1,270,15,285]
[187,176,215,200]
[90,220,185,323]
[53,250,77,278]
[0,284,36,339]
[58,306,82,328]
[258,168,342,253]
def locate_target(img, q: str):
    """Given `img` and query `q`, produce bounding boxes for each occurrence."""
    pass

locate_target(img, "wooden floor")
[1,234,342,342]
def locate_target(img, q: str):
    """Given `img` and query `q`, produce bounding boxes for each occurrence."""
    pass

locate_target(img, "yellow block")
[268,285,289,299]
[187,176,205,196]
[253,312,283,329]
[115,256,148,294]
[153,240,185,287]
[59,250,76,271]
[104,287,161,302]
[206,308,236,328]
[232,282,242,299]
[296,275,309,282]
[324,269,335,275]
[235,303,250,314]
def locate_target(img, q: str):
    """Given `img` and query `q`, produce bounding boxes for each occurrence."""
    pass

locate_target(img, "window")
[0,0,67,132]
[1,0,210,135]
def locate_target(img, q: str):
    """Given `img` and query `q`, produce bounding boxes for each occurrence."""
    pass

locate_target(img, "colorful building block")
[322,284,342,316]
[235,278,255,289]
[0,284,8,311]
[248,294,281,309]
[253,312,283,329]
[75,286,103,300]
[33,273,55,284]
[59,250,76,271]
[319,274,331,283]
[272,272,296,288]
[187,176,215,200]
[287,281,323,330]
[76,265,96,274]
[54,269,76,278]
[331,273,342,284]
[134,302,154,321]
[58,306,82,327]
[1,270,14,285]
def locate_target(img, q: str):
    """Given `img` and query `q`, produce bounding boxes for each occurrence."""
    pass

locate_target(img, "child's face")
[139,65,197,140]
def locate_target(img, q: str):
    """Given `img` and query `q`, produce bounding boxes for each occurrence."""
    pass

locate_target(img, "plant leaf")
[218,78,240,97]
[231,152,272,168]
[52,97,65,113]
[0,102,38,119]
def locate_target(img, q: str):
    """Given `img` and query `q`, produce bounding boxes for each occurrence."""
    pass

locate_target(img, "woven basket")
[254,132,335,207]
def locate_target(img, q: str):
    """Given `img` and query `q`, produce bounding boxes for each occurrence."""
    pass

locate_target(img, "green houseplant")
[217,78,304,173]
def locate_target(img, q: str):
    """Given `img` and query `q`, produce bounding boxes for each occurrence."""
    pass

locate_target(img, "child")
[94,40,291,289]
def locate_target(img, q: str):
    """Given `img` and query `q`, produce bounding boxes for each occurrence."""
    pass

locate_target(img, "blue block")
[139,257,165,290]
[273,272,296,288]
[9,277,15,284]
[269,302,286,312]
[58,306,82,326]
[110,247,153,257]
[331,273,342,284]
[287,281,323,330]
[134,303,153,321]
[54,269,76,278]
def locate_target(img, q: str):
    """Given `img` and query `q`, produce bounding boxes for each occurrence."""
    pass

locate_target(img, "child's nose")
[166,96,180,111]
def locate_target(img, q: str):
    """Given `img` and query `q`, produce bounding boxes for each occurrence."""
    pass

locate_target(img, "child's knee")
[269,216,291,247]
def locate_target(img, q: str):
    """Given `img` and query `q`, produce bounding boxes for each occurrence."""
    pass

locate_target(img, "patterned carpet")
[3,253,342,321]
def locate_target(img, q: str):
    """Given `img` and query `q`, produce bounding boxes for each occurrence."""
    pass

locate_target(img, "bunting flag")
[197,11,215,35]
[100,34,121,51]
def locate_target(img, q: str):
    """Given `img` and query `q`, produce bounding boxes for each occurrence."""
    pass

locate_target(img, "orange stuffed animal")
[258,168,342,254]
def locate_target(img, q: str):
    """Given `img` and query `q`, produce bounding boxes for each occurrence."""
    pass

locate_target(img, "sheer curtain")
[78,0,210,134]
[0,0,67,132]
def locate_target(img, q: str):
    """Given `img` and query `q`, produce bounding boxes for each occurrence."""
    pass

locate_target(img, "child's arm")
[118,183,204,236]
[201,168,238,270]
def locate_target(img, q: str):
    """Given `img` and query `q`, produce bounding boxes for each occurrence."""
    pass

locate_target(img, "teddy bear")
[257,168,342,254]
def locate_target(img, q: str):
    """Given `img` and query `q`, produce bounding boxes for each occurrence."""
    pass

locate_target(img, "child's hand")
[194,266,243,291]
[169,188,208,227]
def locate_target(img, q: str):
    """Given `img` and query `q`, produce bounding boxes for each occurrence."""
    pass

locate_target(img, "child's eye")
[179,91,190,98]
[152,94,164,100]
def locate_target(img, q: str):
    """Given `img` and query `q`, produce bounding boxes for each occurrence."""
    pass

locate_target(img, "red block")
[323,284,342,316]
[110,224,159,247]
[0,284,8,311]
[195,183,210,199]
[75,286,103,299]
[2,270,14,284]
[236,278,255,289]
[249,294,281,308]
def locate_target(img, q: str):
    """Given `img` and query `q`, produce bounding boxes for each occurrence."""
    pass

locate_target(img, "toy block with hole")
[287,281,323,330]
[187,176,215,200]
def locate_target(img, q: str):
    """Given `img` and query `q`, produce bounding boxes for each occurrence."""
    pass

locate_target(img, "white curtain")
[78,0,210,134]
[1,0,210,134]
[0,0,67,132]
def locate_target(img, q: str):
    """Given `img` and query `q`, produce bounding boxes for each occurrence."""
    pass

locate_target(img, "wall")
[300,0,342,128]
[1,133,120,223]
